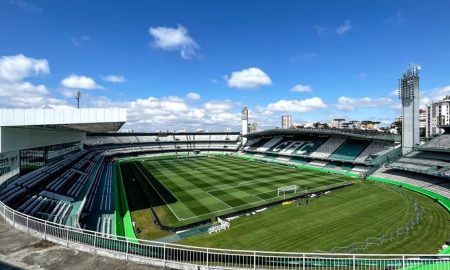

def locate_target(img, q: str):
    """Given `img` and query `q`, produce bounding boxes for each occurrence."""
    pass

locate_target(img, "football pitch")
[119,154,353,227]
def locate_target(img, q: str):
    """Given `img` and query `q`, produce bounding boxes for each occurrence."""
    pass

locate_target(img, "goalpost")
[277,185,299,199]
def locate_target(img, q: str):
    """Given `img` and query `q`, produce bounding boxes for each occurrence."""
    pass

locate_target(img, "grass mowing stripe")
[137,155,351,227]
[180,181,450,254]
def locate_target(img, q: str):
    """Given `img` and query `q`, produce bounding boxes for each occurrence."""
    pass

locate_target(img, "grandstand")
[85,132,241,156]
[371,126,450,197]
[242,129,401,176]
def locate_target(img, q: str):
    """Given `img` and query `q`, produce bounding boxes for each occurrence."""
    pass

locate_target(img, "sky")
[1,0,450,131]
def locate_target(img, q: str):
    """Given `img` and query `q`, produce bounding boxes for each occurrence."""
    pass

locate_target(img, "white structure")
[399,65,420,155]
[281,115,293,129]
[330,118,345,129]
[0,108,126,184]
[248,120,258,133]
[208,217,230,234]
[241,106,248,145]
[425,96,450,137]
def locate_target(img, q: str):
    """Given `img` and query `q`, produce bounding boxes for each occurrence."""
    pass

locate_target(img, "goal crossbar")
[277,185,298,197]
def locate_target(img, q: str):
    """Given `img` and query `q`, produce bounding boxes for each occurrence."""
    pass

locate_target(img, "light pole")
[75,90,81,109]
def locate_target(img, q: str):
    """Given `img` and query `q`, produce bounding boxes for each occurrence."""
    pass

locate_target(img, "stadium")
[0,67,450,270]
[0,0,450,270]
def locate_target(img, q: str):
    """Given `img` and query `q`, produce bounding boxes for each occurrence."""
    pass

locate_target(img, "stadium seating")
[387,150,450,178]
[354,141,395,163]
[329,140,370,161]
[374,167,450,198]
[293,138,327,156]
[309,137,346,159]
[420,134,450,151]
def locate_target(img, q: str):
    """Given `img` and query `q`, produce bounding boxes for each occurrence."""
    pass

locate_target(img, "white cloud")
[71,36,91,47]
[8,0,42,12]
[186,92,201,101]
[204,100,233,112]
[90,95,240,131]
[266,97,327,112]
[337,96,394,111]
[226,67,272,89]
[149,24,199,59]
[61,74,102,89]
[420,85,450,108]
[0,54,49,82]
[290,84,313,93]
[389,89,398,96]
[385,10,407,25]
[101,75,126,83]
[0,54,67,108]
[336,20,352,35]
[314,26,327,35]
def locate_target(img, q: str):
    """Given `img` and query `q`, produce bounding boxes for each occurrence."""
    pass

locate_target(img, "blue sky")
[1,0,450,131]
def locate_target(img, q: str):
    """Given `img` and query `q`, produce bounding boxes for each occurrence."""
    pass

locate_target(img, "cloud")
[186,92,201,101]
[90,95,240,131]
[61,74,102,89]
[336,20,352,35]
[266,97,327,112]
[8,0,42,12]
[204,100,233,112]
[337,96,395,111]
[149,24,199,59]
[385,10,407,25]
[314,26,327,35]
[0,54,49,82]
[226,67,272,89]
[0,54,67,108]
[290,84,313,93]
[101,74,126,83]
[420,85,450,108]
[71,36,91,47]
[389,89,398,96]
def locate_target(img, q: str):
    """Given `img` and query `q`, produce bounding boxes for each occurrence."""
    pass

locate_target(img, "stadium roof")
[245,128,400,142]
[0,108,126,133]
[88,131,240,136]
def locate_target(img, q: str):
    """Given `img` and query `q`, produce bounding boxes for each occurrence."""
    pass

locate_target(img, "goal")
[277,185,298,198]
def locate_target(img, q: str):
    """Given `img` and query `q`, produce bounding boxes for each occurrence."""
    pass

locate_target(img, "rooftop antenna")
[75,90,81,109]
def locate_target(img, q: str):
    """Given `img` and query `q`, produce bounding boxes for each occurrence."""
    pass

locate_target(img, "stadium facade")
[0,108,126,185]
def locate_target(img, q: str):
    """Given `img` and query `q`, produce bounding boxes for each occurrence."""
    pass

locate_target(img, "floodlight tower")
[241,106,249,145]
[75,90,81,109]
[399,65,421,155]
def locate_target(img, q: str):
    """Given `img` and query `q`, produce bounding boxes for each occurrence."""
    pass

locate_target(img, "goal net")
[277,185,298,198]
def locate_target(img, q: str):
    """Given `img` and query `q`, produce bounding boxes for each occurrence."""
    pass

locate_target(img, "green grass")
[131,209,170,239]
[121,155,353,228]
[179,181,450,254]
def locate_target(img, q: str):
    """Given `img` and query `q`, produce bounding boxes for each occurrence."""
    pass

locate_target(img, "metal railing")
[1,200,450,270]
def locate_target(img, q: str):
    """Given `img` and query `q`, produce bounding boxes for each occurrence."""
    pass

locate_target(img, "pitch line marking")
[134,162,184,222]
[205,191,234,209]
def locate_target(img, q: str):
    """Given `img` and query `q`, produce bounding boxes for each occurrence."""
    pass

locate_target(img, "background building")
[425,96,450,137]
[281,115,293,129]
[330,118,345,129]
[248,120,259,133]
